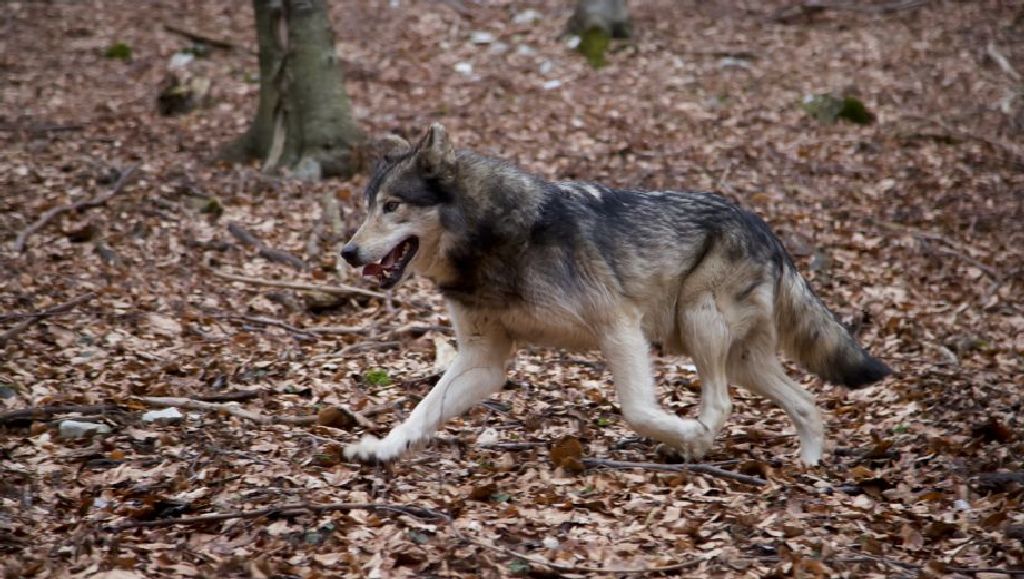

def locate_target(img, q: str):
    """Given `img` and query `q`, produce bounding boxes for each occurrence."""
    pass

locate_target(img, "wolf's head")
[341,123,458,290]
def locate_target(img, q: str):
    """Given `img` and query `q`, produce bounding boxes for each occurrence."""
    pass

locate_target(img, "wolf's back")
[773,264,891,388]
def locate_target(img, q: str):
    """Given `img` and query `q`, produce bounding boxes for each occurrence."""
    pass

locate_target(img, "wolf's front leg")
[601,316,721,461]
[344,333,513,463]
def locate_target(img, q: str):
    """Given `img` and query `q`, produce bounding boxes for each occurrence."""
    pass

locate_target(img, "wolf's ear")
[417,123,455,180]
[375,134,412,161]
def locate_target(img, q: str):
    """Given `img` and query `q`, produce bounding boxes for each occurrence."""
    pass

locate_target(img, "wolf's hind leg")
[601,312,724,461]
[729,341,824,465]
[344,333,513,463]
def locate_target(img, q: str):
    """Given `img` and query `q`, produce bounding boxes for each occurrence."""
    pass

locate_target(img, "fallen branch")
[0,291,97,347]
[162,21,242,51]
[212,314,319,339]
[0,403,124,426]
[14,166,138,252]
[136,396,317,426]
[227,221,307,271]
[205,267,388,301]
[582,458,768,486]
[194,390,263,403]
[107,501,448,531]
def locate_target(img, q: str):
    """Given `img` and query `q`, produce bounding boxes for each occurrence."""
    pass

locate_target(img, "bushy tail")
[774,264,891,388]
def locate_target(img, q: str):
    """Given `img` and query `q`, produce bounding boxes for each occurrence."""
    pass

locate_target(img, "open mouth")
[361,237,418,290]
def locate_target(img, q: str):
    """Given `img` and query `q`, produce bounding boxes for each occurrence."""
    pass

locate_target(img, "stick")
[582,458,768,486]
[14,166,138,252]
[0,403,124,426]
[162,21,241,51]
[227,221,307,271]
[205,267,388,301]
[212,314,319,339]
[194,390,263,403]
[106,501,448,531]
[0,292,97,347]
[135,396,317,426]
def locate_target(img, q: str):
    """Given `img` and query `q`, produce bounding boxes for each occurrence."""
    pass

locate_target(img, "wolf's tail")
[774,263,891,388]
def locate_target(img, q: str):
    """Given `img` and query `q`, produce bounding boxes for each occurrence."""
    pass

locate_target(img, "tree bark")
[224,0,363,179]
[568,0,631,39]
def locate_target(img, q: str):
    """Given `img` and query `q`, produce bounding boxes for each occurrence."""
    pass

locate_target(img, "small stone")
[454,62,473,75]
[470,31,496,45]
[141,407,184,425]
[513,9,542,24]
[476,427,500,446]
[59,420,112,440]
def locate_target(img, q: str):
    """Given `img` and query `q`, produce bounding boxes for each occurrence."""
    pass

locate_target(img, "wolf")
[340,123,891,466]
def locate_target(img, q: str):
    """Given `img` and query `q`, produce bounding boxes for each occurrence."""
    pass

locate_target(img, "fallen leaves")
[1,0,1023,576]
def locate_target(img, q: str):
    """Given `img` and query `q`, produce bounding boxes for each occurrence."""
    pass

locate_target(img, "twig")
[212,314,319,339]
[194,390,264,403]
[227,221,307,271]
[0,403,124,426]
[582,458,768,486]
[986,41,1021,81]
[135,396,317,426]
[227,221,262,247]
[106,501,449,531]
[162,21,242,51]
[14,165,138,252]
[204,267,389,301]
[337,340,402,356]
[0,292,97,347]
[479,442,548,451]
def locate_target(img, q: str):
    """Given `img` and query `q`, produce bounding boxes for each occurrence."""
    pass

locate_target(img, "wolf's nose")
[340,244,361,267]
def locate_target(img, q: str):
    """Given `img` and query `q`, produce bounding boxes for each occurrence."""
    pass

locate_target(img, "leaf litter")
[1,0,1023,577]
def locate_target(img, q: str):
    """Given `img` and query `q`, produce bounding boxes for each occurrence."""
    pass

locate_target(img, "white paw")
[799,444,823,466]
[343,432,415,464]
[672,418,714,461]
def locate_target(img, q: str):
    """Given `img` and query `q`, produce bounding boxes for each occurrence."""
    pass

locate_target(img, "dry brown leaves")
[2,0,1022,577]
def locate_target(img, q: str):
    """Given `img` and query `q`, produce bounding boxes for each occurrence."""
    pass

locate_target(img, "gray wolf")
[340,123,891,466]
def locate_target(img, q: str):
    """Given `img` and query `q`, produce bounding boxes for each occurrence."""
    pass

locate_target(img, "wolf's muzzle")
[341,244,362,267]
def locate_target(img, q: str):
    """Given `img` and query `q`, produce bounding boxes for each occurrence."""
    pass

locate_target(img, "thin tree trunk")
[287,0,362,178]
[223,0,363,179]
[568,0,631,38]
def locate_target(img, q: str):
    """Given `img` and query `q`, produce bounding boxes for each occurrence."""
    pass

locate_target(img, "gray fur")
[341,123,891,465]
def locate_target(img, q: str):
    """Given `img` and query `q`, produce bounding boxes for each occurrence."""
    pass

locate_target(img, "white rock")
[470,31,496,45]
[543,536,560,549]
[59,420,112,440]
[142,407,184,425]
[542,79,563,91]
[565,35,581,49]
[454,62,473,75]
[515,45,536,57]
[169,52,194,69]
[476,427,500,446]
[513,9,542,25]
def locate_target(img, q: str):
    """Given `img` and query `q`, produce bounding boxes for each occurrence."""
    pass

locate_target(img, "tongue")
[362,263,384,278]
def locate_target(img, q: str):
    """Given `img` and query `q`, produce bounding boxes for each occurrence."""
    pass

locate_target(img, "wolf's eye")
[383,201,400,214]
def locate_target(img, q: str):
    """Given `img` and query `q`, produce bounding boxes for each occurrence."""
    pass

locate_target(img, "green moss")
[577,26,610,69]
[364,368,391,387]
[802,93,875,125]
[104,42,132,61]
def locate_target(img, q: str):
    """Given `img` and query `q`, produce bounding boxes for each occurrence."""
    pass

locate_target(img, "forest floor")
[2,0,1023,577]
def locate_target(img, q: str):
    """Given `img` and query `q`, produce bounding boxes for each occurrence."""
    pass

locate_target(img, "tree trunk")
[224,0,363,180]
[567,0,631,39]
